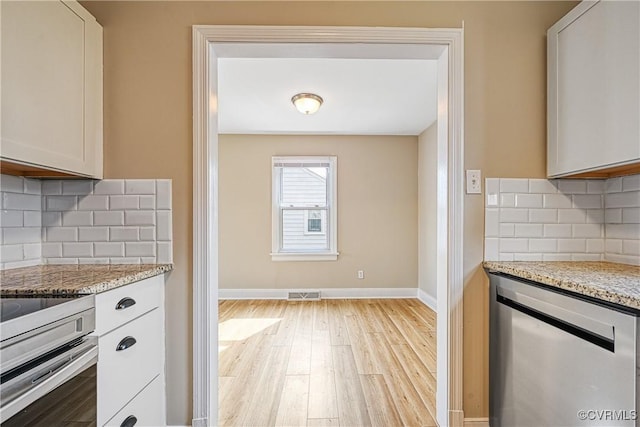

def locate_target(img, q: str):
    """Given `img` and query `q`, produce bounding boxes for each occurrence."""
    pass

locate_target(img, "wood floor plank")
[359,374,404,427]
[218,299,437,427]
[332,345,372,426]
[307,419,339,427]
[275,375,310,427]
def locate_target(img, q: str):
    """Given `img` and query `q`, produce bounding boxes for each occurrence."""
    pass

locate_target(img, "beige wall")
[219,134,418,289]
[80,1,578,423]
[418,122,438,302]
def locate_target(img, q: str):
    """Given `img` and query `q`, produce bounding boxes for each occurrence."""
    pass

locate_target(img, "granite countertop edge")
[483,261,640,311]
[0,264,174,295]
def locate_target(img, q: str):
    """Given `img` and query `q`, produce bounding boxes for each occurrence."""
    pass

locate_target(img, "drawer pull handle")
[116,297,136,310]
[116,336,137,351]
[121,415,138,427]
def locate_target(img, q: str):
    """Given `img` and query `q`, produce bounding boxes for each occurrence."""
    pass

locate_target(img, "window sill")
[271,252,339,262]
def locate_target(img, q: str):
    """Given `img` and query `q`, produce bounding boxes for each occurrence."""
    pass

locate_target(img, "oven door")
[0,336,97,426]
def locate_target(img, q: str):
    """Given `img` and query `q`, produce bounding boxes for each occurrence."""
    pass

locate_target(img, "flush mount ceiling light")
[291,93,323,115]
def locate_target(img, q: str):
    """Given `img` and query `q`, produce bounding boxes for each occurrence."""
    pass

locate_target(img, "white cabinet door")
[1,0,103,178]
[548,0,640,178]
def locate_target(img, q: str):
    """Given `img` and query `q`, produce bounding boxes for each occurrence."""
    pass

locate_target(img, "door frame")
[192,25,464,427]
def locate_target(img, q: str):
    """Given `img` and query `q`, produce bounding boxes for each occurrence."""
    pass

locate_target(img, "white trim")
[464,418,490,427]
[270,252,339,262]
[417,288,438,312]
[192,25,464,427]
[219,287,418,300]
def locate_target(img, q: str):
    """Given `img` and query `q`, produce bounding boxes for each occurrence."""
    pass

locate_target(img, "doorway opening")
[192,26,464,427]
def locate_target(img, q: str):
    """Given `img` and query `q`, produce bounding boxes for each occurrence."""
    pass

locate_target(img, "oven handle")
[0,337,98,423]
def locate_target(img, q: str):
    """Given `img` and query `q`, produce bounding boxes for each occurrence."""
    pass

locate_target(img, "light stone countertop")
[0,264,173,295]
[483,261,640,311]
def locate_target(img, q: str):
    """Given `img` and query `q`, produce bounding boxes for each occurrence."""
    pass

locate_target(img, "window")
[272,156,338,261]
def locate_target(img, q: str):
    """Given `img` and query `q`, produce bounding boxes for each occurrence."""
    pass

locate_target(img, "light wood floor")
[218,299,437,427]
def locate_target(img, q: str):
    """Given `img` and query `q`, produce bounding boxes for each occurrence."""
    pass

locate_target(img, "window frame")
[271,156,338,261]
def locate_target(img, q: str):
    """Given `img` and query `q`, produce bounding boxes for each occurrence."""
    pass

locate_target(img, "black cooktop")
[0,296,80,323]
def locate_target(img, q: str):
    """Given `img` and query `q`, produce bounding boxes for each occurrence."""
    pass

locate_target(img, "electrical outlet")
[466,170,482,194]
[357,270,364,279]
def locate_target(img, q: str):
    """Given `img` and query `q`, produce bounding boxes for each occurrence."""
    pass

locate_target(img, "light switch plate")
[466,170,482,194]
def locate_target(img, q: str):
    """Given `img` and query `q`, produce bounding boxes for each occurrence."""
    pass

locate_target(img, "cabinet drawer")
[104,375,165,427]
[95,275,162,336]
[97,309,162,426]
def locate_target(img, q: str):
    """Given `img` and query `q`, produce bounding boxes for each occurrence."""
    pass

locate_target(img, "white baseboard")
[464,417,489,427]
[218,287,418,300]
[417,288,438,311]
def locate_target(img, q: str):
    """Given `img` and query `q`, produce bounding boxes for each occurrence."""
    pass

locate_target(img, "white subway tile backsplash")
[543,253,572,261]
[23,211,42,227]
[3,228,40,244]
[139,196,156,210]
[63,242,93,257]
[529,209,557,223]
[500,208,528,223]
[605,209,623,224]
[485,208,499,237]
[585,209,605,224]
[606,239,623,254]
[499,224,515,237]
[571,254,602,261]
[572,224,602,238]
[485,238,499,261]
[62,180,92,195]
[125,180,155,195]
[94,242,124,257]
[543,194,572,209]
[623,240,640,256]
[94,180,125,195]
[62,211,92,226]
[110,227,139,242]
[586,239,605,253]
[41,181,62,195]
[42,242,63,257]
[558,239,586,253]
[572,194,602,209]
[78,195,109,211]
[500,194,515,207]
[514,224,543,238]
[606,253,640,265]
[110,195,139,210]
[139,227,155,241]
[46,196,77,211]
[94,211,124,226]
[1,175,25,193]
[1,210,23,227]
[606,177,623,193]
[79,227,109,242]
[499,253,515,261]
[513,253,543,261]
[558,209,586,224]
[529,239,557,252]
[558,180,587,194]
[125,211,155,226]
[4,193,41,211]
[544,224,572,238]
[46,227,78,242]
[500,179,529,193]
[500,238,528,253]
[23,179,42,195]
[156,180,172,210]
[529,179,558,194]
[587,180,605,194]
[622,175,640,192]
[1,176,171,269]
[125,242,155,257]
[515,194,543,208]
[606,224,640,239]
[606,191,640,208]
[623,208,640,224]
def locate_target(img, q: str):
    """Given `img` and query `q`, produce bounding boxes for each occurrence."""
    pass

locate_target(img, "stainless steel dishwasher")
[489,272,639,427]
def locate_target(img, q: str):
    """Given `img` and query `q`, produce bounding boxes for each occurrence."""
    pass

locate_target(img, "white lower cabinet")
[104,375,164,427]
[93,275,166,426]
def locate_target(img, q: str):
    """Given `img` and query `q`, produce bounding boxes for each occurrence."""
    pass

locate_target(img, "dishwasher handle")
[496,291,615,352]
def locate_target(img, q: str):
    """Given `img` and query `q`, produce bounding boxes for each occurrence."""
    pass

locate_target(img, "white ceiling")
[218,57,439,136]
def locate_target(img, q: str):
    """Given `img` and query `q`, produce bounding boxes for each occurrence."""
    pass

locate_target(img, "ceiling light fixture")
[291,93,323,115]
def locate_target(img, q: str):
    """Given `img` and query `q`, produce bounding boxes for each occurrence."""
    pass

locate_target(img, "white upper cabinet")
[1,0,103,178]
[547,0,640,178]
